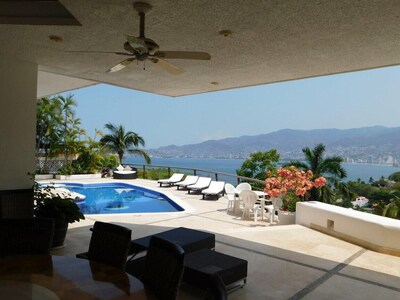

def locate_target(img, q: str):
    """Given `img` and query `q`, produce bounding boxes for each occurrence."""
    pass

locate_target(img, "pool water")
[50,183,184,214]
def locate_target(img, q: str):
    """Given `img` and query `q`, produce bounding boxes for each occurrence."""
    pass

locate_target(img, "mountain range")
[148,126,400,161]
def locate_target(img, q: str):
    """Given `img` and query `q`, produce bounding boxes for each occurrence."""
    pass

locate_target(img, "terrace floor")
[44,178,400,299]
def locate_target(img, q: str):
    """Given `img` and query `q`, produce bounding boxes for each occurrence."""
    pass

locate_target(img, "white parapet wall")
[296,201,400,256]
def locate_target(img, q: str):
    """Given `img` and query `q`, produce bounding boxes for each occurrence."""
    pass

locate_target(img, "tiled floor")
[46,178,400,299]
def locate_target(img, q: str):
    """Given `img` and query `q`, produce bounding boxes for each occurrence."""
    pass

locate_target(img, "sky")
[61,66,400,149]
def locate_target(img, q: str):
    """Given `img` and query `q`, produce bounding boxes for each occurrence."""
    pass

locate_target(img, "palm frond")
[128,149,151,164]
[282,160,309,170]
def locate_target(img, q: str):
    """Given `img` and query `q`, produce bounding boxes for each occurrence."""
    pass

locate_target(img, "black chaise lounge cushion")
[183,248,248,291]
[129,227,215,256]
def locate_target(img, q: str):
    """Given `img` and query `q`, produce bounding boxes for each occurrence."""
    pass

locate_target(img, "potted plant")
[33,182,85,248]
[264,166,326,224]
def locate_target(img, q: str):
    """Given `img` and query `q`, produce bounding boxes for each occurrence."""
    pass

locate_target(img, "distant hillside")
[148,126,400,161]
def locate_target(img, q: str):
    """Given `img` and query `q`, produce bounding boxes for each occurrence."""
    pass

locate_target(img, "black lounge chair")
[183,248,248,293]
[129,227,215,258]
[0,218,54,255]
[76,221,132,270]
[207,274,228,300]
[126,236,185,300]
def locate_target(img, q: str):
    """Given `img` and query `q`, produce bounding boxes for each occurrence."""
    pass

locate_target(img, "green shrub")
[102,154,119,169]
[34,183,85,224]
[136,168,183,180]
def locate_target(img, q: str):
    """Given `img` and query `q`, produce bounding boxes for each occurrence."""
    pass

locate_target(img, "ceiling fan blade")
[154,51,211,60]
[151,58,184,75]
[66,50,130,56]
[107,58,135,73]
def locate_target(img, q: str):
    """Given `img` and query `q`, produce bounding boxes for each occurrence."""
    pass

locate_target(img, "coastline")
[125,157,400,182]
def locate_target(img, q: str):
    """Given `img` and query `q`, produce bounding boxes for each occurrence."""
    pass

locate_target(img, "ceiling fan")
[69,2,211,75]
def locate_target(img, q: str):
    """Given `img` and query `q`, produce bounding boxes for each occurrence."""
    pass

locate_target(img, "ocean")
[125,157,400,183]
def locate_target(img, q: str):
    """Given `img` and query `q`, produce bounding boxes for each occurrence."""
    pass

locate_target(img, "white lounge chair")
[187,177,212,194]
[157,173,185,187]
[201,181,225,199]
[175,175,199,190]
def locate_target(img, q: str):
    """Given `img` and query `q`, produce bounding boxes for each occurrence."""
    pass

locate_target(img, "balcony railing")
[124,163,265,189]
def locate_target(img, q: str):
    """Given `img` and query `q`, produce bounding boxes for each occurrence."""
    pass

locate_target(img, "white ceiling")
[2,0,400,97]
[37,71,96,98]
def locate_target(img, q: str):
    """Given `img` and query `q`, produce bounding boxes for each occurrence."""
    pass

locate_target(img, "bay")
[125,157,400,183]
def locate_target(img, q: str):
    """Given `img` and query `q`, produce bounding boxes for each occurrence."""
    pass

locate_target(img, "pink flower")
[313,177,327,188]
[264,166,326,199]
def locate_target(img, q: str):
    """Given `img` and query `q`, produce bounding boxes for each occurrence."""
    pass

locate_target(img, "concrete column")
[0,58,38,190]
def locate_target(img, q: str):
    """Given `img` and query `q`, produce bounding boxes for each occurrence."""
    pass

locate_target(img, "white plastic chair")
[263,203,275,223]
[270,197,283,222]
[271,197,283,211]
[239,190,261,222]
[224,183,236,212]
[235,182,251,196]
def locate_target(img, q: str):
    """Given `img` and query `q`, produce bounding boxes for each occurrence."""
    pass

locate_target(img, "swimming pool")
[44,182,184,214]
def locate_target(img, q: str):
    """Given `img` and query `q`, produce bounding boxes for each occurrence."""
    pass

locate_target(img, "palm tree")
[383,197,400,220]
[54,95,86,171]
[284,143,351,203]
[287,144,347,178]
[100,123,151,164]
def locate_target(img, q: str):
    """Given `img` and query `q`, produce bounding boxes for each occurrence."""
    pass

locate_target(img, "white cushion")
[114,170,136,174]
[124,166,132,171]
[117,164,124,171]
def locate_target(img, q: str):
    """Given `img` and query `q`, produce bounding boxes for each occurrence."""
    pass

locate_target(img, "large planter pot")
[52,220,69,249]
[278,210,296,225]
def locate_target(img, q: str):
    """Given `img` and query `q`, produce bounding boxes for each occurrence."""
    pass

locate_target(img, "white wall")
[297,201,400,253]
[0,58,38,190]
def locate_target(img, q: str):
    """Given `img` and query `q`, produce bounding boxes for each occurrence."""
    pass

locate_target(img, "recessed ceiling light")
[219,30,233,37]
[49,35,63,43]
[210,81,219,85]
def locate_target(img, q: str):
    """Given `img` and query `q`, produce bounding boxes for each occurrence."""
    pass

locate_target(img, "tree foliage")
[388,172,400,182]
[36,96,63,167]
[236,150,280,188]
[284,143,350,203]
[36,95,86,174]
[100,123,151,164]
[36,95,118,175]
[383,198,400,219]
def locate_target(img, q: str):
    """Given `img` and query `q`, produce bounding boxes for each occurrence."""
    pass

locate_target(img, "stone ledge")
[297,201,400,256]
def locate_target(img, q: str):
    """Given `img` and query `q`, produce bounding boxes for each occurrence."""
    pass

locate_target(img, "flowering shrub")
[264,166,326,211]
